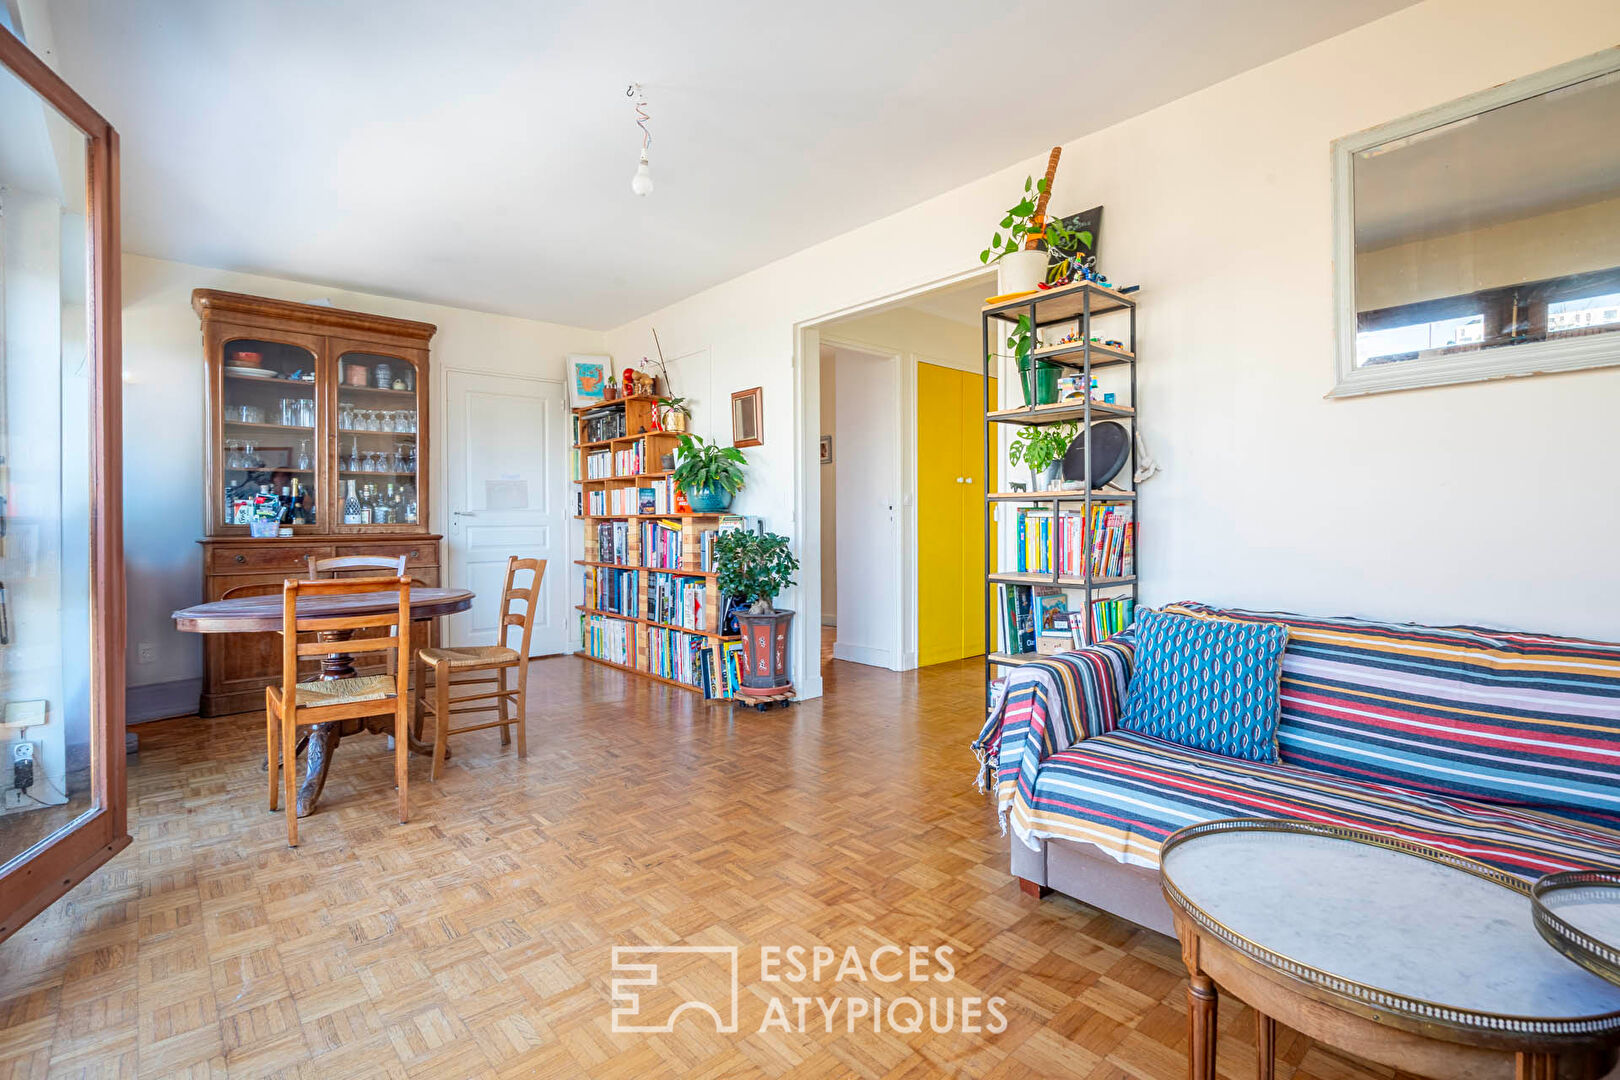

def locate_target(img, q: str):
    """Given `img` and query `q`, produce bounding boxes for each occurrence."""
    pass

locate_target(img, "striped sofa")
[973,602,1620,934]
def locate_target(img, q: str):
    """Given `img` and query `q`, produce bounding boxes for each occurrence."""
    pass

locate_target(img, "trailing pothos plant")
[672,434,746,495]
[715,530,799,614]
[1008,422,1079,478]
[979,175,1050,265]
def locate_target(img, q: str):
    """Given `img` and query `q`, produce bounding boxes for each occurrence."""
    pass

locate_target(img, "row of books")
[583,478,686,517]
[612,442,647,477]
[640,520,720,571]
[581,614,632,666]
[1014,505,1135,579]
[583,566,638,618]
[579,407,626,443]
[594,520,632,565]
[647,572,707,631]
[584,449,614,479]
[997,584,1136,655]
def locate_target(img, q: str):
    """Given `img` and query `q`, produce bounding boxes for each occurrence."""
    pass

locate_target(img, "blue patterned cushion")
[1119,609,1289,762]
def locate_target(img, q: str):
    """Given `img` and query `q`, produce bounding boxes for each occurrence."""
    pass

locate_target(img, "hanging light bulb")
[628,83,653,196]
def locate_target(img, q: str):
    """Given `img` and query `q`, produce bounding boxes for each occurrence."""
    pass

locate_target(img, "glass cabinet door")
[218,336,320,531]
[332,348,422,527]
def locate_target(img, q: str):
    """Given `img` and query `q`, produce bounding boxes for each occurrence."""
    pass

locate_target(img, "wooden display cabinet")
[193,290,444,716]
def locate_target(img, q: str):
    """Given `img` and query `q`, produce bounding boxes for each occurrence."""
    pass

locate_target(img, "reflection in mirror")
[0,47,96,867]
[1352,67,1620,368]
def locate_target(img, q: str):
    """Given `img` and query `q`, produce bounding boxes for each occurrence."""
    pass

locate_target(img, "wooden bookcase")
[980,280,1140,690]
[570,394,737,698]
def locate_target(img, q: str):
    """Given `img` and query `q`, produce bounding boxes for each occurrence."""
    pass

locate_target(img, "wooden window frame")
[0,26,127,944]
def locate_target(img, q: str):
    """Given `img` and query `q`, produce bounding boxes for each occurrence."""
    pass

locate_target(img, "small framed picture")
[819,435,833,465]
[567,354,610,408]
[731,386,763,447]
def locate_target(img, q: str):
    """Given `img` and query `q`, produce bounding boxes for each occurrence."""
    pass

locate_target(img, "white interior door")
[443,370,567,654]
[831,346,903,669]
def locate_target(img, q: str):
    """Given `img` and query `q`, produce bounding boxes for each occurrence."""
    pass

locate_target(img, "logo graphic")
[610,945,739,1033]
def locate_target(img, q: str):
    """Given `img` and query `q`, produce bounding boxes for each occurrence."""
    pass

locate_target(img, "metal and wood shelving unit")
[570,393,738,697]
[981,279,1139,691]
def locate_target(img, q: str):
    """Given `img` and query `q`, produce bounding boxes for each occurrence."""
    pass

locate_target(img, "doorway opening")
[810,272,998,679]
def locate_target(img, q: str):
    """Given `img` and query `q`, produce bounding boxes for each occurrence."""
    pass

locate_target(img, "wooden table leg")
[1256,1011,1275,1080]
[1189,973,1218,1080]
[1516,1051,1557,1080]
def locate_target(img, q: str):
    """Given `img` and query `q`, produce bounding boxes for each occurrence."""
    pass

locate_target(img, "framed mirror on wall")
[0,22,125,943]
[1331,50,1620,396]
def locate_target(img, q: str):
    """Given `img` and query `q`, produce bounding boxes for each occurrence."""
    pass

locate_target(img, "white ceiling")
[44,0,1416,329]
[1355,68,1620,249]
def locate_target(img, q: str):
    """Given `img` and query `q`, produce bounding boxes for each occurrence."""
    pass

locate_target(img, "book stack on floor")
[1015,504,1135,578]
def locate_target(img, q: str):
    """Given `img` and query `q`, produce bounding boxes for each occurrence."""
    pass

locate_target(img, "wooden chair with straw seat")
[308,554,411,677]
[413,557,544,780]
[267,575,412,846]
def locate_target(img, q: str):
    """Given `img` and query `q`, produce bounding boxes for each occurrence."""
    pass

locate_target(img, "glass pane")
[0,57,96,866]
[335,352,419,525]
[221,339,318,530]
[1352,68,1620,367]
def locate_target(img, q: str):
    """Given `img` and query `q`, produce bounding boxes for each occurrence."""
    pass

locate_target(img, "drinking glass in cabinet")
[298,398,314,427]
[296,441,312,471]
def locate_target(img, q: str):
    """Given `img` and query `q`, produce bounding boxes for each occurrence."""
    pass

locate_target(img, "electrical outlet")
[137,642,157,664]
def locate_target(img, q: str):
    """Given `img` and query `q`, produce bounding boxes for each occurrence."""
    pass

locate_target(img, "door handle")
[453,510,476,517]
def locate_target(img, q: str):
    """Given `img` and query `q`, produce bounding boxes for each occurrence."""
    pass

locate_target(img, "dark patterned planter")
[736,608,794,695]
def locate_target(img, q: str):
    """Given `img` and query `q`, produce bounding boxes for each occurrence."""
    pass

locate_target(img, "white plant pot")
[998,249,1047,295]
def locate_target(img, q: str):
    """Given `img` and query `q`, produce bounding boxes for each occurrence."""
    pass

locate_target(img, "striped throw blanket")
[973,631,1135,848]
[975,604,1620,880]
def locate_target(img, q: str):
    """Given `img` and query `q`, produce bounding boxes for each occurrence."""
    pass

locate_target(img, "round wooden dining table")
[172,586,474,818]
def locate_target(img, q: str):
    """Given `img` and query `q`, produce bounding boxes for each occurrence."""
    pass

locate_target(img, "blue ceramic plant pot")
[686,485,733,513]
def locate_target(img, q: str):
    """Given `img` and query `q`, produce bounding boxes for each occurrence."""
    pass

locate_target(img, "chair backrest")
[308,554,408,578]
[497,557,547,659]
[279,575,412,708]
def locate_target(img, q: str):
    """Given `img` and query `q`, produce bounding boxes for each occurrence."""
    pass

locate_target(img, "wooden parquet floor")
[0,654,1403,1080]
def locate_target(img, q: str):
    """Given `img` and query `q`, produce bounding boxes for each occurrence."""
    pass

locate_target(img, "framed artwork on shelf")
[819,434,833,464]
[567,354,610,408]
[731,386,763,447]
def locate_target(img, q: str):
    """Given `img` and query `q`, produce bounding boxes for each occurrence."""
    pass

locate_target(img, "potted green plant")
[715,530,800,696]
[1003,313,1058,406]
[980,174,1050,293]
[655,395,691,432]
[1009,422,1079,490]
[672,434,745,512]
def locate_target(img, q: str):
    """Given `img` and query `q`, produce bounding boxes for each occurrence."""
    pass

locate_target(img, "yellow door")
[961,372,995,657]
[916,362,963,667]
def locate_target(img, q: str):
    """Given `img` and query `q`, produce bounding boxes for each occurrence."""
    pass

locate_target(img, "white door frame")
[436,364,569,654]
[819,338,906,671]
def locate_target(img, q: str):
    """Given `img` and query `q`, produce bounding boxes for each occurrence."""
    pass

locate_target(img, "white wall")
[818,346,837,623]
[122,254,604,707]
[603,0,1620,683]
